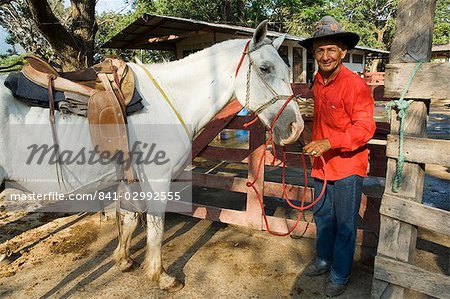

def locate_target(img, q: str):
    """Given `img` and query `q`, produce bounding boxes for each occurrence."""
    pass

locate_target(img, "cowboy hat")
[298,16,359,50]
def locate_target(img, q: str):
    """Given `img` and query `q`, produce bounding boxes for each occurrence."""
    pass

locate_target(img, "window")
[278,46,289,66]
[352,54,363,64]
[293,47,304,82]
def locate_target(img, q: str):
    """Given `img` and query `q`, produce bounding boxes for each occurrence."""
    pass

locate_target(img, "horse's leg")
[143,211,183,292]
[139,179,183,292]
[113,210,139,272]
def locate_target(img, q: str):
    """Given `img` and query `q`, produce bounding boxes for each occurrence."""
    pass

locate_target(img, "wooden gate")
[371,1,450,298]
[169,95,388,246]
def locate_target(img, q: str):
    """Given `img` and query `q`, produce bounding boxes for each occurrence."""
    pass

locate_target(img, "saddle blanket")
[4,71,144,116]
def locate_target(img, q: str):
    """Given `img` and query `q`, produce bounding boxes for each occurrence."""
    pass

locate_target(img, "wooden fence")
[168,95,389,247]
[371,1,450,298]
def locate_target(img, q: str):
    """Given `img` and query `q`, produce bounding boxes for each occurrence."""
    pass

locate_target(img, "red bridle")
[235,40,251,77]
[233,39,328,236]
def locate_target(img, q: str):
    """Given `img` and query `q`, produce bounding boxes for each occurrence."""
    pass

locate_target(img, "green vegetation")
[0,54,25,72]
[1,0,448,65]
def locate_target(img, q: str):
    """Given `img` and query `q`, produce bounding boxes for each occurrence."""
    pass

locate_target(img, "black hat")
[298,16,359,50]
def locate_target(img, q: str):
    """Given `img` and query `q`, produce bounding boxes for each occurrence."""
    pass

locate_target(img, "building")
[103,14,389,83]
[432,42,450,62]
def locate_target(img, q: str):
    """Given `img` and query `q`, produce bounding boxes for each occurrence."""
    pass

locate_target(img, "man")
[298,16,376,297]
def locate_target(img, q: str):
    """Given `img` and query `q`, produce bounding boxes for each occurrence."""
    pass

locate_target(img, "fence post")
[371,0,436,298]
[245,120,266,229]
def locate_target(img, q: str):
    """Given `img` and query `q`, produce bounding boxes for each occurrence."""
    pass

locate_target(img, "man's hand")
[304,139,331,157]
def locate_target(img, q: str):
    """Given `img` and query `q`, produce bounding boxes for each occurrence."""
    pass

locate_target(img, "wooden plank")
[384,62,450,99]
[264,150,312,169]
[380,194,450,236]
[374,256,450,299]
[170,201,377,246]
[418,227,450,248]
[389,1,436,63]
[168,201,248,226]
[264,181,313,201]
[227,115,256,129]
[374,96,428,299]
[199,146,250,162]
[192,172,313,201]
[386,135,450,167]
[372,1,436,297]
[192,99,242,159]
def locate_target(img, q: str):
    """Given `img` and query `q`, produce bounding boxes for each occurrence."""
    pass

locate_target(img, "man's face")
[313,39,347,74]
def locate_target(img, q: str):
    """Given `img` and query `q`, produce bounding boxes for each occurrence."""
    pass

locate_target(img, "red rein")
[236,41,327,236]
[243,94,328,236]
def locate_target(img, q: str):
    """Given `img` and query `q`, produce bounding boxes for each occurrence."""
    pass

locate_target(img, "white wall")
[344,62,364,73]
[343,49,365,73]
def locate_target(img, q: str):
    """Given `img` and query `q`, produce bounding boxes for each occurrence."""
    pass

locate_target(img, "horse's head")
[234,20,304,146]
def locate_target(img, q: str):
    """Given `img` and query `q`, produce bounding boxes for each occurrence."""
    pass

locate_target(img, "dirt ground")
[0,208,375,299]
[0,102,448,298]
[0,204,447,299]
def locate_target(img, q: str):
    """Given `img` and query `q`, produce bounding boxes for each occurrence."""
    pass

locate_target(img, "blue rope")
[385,61,424,193]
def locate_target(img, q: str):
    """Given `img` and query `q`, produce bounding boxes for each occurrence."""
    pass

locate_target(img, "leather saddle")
[21,55,140,194]
[22,54,134,156]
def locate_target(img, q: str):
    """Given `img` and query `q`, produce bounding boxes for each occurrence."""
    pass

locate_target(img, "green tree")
[288,0,397,50]
[0,0,97,71]
[286,0,329,37]
[245,0,300,31]
[433,0,450,45]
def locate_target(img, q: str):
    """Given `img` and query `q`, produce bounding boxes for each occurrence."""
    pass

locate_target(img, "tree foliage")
[287,0,397,49]
[0,0,58,62]
[0,0,96,71]
[1,0,448,68]
[433,0,450,45]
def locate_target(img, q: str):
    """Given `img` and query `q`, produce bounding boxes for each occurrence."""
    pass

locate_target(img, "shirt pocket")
[323,103,349,130]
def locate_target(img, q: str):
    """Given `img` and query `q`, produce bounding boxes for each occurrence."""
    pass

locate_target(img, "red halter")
[235,40,251,77]
[233,40,328,236]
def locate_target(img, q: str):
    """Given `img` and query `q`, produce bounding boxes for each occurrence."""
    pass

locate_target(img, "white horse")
[0,21,303,291]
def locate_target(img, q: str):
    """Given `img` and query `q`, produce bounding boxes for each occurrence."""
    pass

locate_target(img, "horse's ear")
[252,20,268,47]
[272,34,286,50]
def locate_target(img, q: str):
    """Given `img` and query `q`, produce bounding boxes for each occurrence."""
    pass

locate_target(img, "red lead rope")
[235,41,327,236]
[244,95,328,236]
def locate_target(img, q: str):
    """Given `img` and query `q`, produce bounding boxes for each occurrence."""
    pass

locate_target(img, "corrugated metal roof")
[102,13,388,54]
[432,42,450,52]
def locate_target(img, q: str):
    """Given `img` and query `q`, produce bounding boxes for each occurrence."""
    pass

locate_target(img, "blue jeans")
[313,175,363,285]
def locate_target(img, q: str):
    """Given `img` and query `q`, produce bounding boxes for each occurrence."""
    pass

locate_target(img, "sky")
[0,0,133,54]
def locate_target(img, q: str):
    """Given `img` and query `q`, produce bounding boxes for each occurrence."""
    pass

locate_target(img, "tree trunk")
[236,0,245,24]
[28,0,97,71]
[220,0,232,23]
[370,59,381,72]
[375,26,387,49]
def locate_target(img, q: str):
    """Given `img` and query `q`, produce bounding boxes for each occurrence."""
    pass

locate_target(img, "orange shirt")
[311,65,376,181]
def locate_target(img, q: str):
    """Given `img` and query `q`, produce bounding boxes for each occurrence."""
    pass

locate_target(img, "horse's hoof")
[159,272,184,292]
[117,258,135,272]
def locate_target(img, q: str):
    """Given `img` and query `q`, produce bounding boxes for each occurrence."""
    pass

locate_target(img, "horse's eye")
[259,65,271,74]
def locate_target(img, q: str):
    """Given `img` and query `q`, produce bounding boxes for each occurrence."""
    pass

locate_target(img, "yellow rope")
[137,65,191,139]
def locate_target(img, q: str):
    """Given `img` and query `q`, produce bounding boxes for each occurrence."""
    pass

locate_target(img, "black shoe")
[304,263,330,277]
[325,282,346,297]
